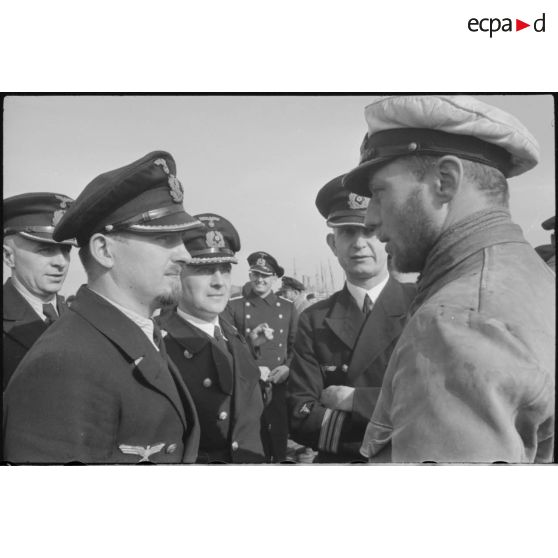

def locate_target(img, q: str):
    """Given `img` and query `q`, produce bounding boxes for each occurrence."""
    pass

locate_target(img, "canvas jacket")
[360,209,555,463]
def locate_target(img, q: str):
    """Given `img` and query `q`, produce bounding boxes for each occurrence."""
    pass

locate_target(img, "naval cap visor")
[343,128,514,196]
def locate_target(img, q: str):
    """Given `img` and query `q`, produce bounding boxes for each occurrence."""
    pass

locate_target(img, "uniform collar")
[248,289,277,306]
[345,274,389,311]
[89,288,158,350]
[176,307,220,338]
[11,276,57,321]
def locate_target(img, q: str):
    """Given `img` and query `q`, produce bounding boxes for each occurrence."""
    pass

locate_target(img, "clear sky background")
[3,94,555,296]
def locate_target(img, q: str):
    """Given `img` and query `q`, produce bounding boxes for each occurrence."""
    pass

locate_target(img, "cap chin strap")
[3,229,76,246]
[189,247,235,256]
[4,225,55,235]
[102,205,194,232]
[360,128,512,176]
[190,256,238,265]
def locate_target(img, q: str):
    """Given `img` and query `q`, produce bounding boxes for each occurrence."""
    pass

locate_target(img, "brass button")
[279,314,283,319]
[277,357,281,362]
[231,441,239,451]
[279,343,283,347]
[279,329,283,333]
[183,350,193,359]
[202,378,212,388]
[341,364,349,372]
[245,302,250,307]
[276,302,280,307]
[166,443,177,454]
[246,314,251,319]
[218,411,228,421]
[246,328,251,333]
[407,142,418,152]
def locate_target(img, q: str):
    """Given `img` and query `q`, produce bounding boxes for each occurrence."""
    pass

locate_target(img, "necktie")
[152,321,164,351]
[362,294,374,315]
[42,303,58,325]
[214,324,230,356]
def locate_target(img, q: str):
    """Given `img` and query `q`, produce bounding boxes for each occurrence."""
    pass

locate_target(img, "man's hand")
[268,365,290,384]
[248,322,274,347]
[320,385,355,411]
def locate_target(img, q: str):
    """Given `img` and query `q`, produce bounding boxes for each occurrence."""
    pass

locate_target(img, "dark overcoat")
[224,290,296,461]
[286,278,416,462]
[3,278,67,390]
[3,286,200,464]
[157,310,265,463]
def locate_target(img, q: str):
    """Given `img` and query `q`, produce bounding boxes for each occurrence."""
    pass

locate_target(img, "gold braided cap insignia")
[205,230,226,248]
[347,193,369,210]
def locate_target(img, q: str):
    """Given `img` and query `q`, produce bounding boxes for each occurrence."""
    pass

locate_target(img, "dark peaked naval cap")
[541,216,555,231]
[183,213,241,265]
[247,251,284,277]
[315,174,369,227]
[3,192,76,246]
[343,95,540,196]
[281,276,305,292]
[53,151,202,246]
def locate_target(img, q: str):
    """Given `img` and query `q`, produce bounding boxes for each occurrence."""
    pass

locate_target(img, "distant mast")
[328,260,336,293]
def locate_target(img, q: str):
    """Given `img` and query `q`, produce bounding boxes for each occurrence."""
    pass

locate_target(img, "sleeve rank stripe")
[330,410,346,454]
[318,408,347,453]
[318,408,333,451]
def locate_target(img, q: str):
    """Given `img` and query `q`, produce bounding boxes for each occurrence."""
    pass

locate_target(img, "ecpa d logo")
[468,13,546,37]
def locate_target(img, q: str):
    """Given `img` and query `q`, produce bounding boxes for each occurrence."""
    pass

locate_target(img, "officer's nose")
[173,241,192,265]
[51,248,70,269]
[211,270,225,287]
[353,230,368,247]
[364,200,381,229]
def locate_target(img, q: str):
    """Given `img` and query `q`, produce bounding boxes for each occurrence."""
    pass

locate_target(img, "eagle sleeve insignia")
[118,442,166,462]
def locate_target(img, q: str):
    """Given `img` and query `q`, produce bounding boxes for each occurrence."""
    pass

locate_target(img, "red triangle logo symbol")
[516,19,530,31]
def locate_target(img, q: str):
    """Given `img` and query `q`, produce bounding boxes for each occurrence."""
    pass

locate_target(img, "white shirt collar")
[89,289,158,350]
[346,274,389,311]
[11,276,57,322]
[176,307,221,339]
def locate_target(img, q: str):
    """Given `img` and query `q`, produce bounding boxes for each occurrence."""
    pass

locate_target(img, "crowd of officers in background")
[2,95,556,464]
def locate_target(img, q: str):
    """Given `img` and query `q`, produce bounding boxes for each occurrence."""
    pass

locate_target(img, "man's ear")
[3,241,15,268]
[326,233,337,256]
[89,233,115,269]
[434,155,463,204]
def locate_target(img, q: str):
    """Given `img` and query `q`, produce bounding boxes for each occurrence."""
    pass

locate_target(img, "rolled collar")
[417,208,528,297]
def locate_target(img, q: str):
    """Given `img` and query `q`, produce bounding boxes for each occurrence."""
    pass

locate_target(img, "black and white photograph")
[1,0,557,555]
[2,94,555,465]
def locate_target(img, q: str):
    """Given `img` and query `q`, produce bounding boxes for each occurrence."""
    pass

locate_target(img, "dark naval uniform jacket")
[157,309,265,464]
[224,290,296,461]
[3,286,200,464]
[287,278,416,462]
[3,278,68,390]
[225,290,296,370]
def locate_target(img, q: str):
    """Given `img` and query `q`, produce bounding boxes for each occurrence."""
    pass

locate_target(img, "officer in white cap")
[535,215,555,272]
[344,95,554,463]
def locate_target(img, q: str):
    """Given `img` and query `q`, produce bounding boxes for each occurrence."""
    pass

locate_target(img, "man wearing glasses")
[224,251,296,462]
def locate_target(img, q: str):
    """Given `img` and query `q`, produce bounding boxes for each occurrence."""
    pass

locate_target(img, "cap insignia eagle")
[348,193,369,210]
[205,230,226,248]
[154,158,184,203]
[52,195,72,226]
